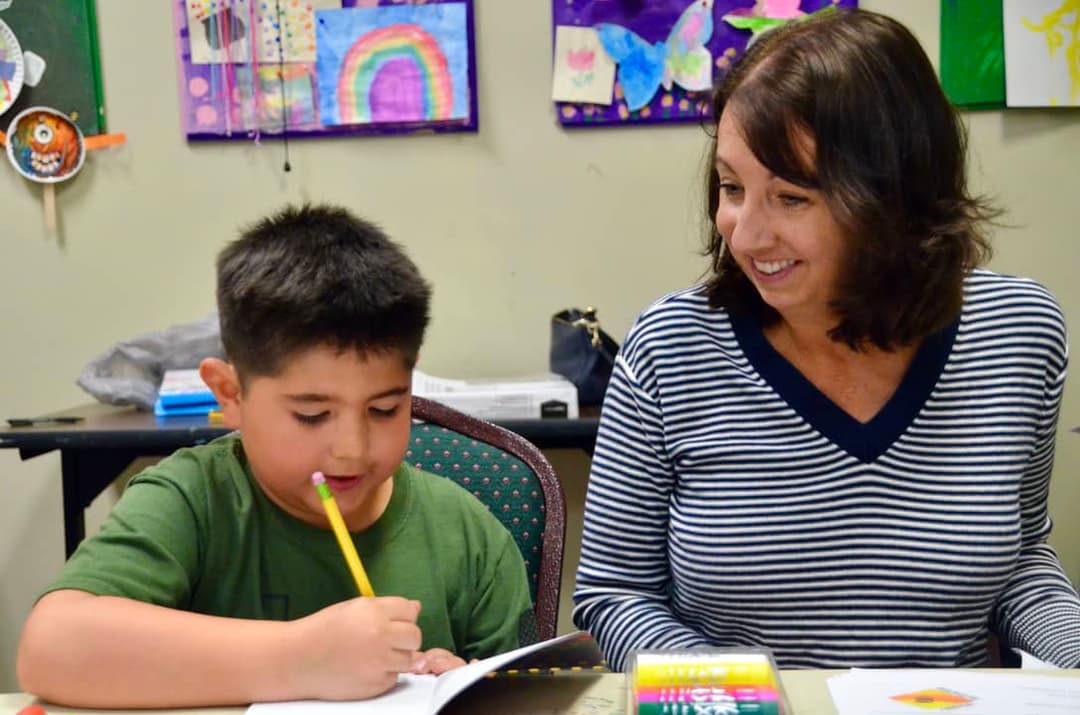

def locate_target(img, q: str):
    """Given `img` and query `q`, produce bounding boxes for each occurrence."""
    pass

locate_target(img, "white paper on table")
[247,631,589,715]
[248,674,436,715]
[1017,648,1061,669]
[827,669,1080,715]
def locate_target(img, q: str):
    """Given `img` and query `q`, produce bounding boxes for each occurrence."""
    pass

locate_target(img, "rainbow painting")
[316,3,468,126]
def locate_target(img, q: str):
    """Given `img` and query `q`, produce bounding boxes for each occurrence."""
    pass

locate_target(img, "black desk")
[0,403,599,558]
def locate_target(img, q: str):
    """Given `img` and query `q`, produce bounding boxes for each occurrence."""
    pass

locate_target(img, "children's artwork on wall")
[0,105,124,231]
[551,26,617,105]
[173,0,477,141]
[0,4,124,232]
[552,0,857,128]
[5,106,84,183]
[235,64,318,130]
[185,0,253,65]
[0,17,25,116]
[260,0,341,63]
[1002,0,1080,107]
[940,0,1005,109]
[315,3,468,125]
[185,0,341,65]
[0,0,108,136]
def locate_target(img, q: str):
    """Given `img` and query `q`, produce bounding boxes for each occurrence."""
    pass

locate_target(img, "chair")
[407,396,566,643]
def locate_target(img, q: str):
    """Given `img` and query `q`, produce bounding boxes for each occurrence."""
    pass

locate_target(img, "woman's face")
[713,109,848,328]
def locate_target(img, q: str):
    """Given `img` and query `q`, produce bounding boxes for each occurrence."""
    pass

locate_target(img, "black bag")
[550,308,620,408]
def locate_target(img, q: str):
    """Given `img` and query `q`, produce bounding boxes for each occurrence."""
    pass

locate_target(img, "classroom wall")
[2,0,1078,691]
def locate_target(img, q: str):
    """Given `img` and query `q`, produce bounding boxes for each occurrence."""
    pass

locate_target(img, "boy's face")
[200,345,413,531]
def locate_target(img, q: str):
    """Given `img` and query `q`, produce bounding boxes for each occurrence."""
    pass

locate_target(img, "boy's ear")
[199,357,242,428]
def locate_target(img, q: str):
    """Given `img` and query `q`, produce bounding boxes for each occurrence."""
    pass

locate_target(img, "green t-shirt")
[48,435,532,661]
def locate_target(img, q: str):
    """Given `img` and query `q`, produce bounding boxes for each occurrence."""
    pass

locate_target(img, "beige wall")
[1,0,1077,691]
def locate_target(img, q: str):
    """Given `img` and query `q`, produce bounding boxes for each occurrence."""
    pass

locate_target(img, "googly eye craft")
[5,105,85,183]
[0,105,124,231]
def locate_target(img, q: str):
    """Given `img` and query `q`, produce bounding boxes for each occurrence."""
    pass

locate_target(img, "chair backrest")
[406,396,566,643]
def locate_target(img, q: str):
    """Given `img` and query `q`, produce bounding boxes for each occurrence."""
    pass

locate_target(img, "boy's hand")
[290,596,422,700]
[409,648,469,675]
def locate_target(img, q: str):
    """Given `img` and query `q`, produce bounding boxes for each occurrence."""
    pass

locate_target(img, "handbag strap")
[554,307,602,348]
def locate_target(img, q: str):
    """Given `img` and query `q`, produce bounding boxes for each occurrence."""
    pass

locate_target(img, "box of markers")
[627,647,790,715]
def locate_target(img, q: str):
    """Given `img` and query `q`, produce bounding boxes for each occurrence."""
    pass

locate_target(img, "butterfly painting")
[553,0,859,128]
[722,0,804,40]
[596,0,715,112]
[723,0,839,44]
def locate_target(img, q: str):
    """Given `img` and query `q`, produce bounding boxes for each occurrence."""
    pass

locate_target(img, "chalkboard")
[0,0,106,135]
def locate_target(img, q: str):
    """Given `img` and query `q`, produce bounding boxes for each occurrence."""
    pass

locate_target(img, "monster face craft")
[5,106,84,182]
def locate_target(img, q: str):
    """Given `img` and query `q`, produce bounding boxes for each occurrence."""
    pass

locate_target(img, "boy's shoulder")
[128,433,250,498]
[396,461,513,532]
[399,461,490,509]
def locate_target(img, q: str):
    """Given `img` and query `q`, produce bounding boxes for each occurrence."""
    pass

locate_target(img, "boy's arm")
[17,589,423,708]
[461,534,532,661]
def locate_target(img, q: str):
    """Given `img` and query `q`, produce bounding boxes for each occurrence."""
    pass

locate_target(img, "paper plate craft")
[3,106,83,231]
[0,17,25,116]
[4,105,85,183]
[0,105,125,232]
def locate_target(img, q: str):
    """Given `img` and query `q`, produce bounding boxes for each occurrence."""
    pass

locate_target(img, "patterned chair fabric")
[406,396,566,643]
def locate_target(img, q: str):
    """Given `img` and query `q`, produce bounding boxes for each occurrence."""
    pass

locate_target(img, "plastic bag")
[76,313,224,410]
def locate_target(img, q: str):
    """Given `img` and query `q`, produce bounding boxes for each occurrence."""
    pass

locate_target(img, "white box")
[413,371,578,421]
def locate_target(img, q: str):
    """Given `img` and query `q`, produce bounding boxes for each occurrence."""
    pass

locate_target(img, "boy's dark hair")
[217,204,431,379]
[702,9,995,350]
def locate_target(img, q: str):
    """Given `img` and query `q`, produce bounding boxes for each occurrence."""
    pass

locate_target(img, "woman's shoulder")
[962,268,1066,344]
[621,285,744,368]
[966,268,1060,301]
[964,268,1064,320]
[630,285,732,337]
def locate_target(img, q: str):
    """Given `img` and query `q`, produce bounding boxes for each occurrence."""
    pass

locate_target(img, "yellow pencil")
[311,471,376,597]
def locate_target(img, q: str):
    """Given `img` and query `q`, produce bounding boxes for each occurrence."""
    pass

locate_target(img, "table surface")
[0,402,599,559]
[7,669,1078,715]
[0,671,789,714]
[0,402,600,453]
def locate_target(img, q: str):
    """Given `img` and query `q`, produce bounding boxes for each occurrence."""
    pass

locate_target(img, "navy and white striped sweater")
[572,269,1080,670]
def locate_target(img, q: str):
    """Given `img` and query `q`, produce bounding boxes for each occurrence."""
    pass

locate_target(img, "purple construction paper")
[172,0,477,142]
[553,0,858,129]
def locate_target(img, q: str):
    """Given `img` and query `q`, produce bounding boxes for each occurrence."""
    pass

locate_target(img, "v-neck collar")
[730,313,959,463]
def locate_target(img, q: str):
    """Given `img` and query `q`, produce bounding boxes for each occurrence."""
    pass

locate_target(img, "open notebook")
[247,630,603,714]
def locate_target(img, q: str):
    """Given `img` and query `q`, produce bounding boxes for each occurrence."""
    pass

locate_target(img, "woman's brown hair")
[702,9,995,350]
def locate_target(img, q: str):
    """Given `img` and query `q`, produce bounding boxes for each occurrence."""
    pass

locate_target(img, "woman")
[573,9,1080,670]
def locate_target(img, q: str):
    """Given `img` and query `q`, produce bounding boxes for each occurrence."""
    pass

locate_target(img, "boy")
[16,205,532,707]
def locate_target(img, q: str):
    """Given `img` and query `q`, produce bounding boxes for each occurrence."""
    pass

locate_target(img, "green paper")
[940,0,1005,109]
